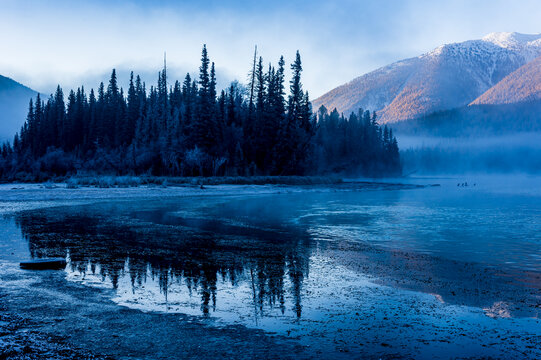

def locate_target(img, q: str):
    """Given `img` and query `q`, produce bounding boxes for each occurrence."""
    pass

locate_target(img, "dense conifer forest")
[393,100,541,137]
[0,46,401,180]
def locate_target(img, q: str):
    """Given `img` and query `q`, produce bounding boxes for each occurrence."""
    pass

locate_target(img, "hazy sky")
[1,0,540,98]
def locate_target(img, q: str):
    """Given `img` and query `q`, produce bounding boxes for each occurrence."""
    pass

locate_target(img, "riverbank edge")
[1,175,345,188]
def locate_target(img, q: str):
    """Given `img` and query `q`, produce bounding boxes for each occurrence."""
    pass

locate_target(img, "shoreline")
[0,175,344,187]
[0,181,426,217]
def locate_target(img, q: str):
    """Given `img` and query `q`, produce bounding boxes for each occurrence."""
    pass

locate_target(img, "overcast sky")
[1,0,540,98]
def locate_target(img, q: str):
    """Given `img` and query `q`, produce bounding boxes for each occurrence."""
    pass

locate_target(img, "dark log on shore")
[20,258,67,270]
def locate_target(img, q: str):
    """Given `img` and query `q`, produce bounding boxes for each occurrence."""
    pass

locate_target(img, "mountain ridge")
[471,55,541,105]
[313,32,541,123]
[0,75,41,141]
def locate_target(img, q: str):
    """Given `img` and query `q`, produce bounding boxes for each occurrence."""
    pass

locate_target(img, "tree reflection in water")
[16,202,313,319]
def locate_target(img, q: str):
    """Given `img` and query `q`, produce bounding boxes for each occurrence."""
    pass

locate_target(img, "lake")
[0,176,539,359]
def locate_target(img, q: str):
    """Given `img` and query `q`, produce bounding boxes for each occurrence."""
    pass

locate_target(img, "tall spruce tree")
[0,45,401,179]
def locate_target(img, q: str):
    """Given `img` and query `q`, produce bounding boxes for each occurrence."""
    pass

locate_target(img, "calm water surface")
[1,175,540,358]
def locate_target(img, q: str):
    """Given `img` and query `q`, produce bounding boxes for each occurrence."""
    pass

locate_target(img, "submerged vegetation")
[0,46,401,181]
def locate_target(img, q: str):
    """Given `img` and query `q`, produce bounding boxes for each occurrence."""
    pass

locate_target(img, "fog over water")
[397,132,541,174]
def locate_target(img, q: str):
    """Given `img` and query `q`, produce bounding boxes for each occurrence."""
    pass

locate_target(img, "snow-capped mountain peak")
[482,32,541,49]
[481,32,541,62]
[313,32,541,123]
[423,32,541,61]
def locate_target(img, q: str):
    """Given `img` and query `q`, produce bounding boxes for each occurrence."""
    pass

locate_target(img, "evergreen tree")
[0,45,401,179]
[33,93,43,156]
[195,44,214,154]
[53,85,65,148]
[126,72,139,146]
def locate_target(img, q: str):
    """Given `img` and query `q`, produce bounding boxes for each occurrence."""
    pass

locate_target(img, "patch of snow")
[482,32,541,49]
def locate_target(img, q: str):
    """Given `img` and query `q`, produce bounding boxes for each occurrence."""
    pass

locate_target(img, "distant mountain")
[471,55,541,105]
[313,32,541,123]
[0,75,41,141]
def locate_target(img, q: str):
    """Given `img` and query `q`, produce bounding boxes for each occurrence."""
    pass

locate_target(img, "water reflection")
[13,188,541,322]
[16,203,311,319]
[5,183,541,358]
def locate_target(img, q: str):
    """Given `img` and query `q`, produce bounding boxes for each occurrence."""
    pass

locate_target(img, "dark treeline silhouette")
[392,100,541,174]
[393,100,541,137]
[314,106,400,175]
[0,46,401,180]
